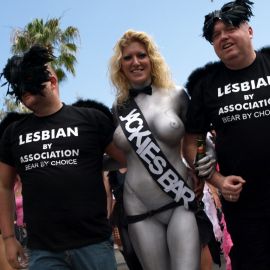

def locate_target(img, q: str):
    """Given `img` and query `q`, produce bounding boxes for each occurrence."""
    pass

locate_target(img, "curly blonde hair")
[109,29,175,104]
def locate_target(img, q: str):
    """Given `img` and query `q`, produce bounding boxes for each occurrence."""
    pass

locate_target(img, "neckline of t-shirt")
[223,51,259,74]
[32,103,65,119]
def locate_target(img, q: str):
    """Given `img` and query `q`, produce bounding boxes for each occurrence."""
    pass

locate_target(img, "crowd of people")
[0,0,269,270]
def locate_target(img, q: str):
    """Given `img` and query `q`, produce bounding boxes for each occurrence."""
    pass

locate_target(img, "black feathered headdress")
[203,0,254,43]
[0,45,55,100]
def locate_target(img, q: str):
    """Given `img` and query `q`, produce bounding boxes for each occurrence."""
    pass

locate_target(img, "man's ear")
[50,76,57,87]
[248,26,253,39]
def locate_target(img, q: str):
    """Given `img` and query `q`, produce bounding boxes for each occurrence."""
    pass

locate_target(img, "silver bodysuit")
[113,86,200,270]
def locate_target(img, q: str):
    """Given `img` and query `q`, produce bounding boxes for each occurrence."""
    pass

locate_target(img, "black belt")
[126,201,184,224]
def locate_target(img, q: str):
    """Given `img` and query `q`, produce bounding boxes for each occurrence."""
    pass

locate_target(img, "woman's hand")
[195,152,216,179]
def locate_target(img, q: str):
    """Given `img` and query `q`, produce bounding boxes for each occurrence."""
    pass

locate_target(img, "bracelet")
[2,234,15,241]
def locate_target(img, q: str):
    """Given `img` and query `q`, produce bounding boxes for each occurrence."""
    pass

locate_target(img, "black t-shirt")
[0,104,114,250]
[186,50,270,218]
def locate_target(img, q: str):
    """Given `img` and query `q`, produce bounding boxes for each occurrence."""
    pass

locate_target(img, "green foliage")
[1,17,79,118]
[11,17,80,82]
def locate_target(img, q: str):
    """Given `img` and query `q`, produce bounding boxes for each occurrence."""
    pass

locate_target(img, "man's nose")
[220,30,229,40]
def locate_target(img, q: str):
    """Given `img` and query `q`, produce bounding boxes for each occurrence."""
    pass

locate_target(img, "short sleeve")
[0,125,15,166]
[93,109,115,149]
[185,79,209,134]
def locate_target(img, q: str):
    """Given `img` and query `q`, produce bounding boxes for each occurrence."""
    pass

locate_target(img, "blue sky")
[0,0,268,108]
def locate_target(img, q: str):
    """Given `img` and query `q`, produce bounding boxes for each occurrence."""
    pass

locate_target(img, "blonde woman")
[109,29,200,270]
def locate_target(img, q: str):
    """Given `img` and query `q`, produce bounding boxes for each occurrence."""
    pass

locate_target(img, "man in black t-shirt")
[0,45,125,270]
[183,1,270,269]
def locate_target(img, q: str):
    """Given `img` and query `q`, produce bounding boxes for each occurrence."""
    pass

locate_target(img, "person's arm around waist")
[183,133,206,198]
[105,142,126,168]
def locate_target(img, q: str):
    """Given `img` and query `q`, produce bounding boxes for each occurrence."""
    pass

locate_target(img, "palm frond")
[10,17,80,83]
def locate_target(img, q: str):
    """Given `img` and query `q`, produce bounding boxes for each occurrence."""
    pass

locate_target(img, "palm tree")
[11,17,80,82]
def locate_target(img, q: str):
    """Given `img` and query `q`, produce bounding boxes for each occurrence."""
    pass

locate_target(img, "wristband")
[2,234,15,241]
